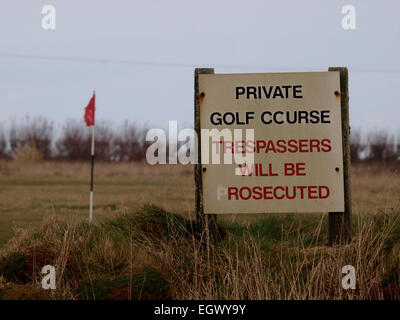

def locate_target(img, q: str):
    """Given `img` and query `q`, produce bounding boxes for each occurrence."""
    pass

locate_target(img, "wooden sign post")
[328,67,352,245]
[195,68,219,239]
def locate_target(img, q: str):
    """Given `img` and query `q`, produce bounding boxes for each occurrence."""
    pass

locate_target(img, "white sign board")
[199,72,344,214]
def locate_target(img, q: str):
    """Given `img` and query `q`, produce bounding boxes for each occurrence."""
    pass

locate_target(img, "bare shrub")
[9,120,26,157]
[14,141,43,163]
[56,120,91,161]
[55,119,150,162]
[8,116,53,159]
[2,116,151,162]
[366,130,398,162]
[0,127,7,159]
[112,121,148,162]
[93,121,115,161]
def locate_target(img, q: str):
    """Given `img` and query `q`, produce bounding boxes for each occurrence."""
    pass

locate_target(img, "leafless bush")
[14,141,43,163]
[56,120,91,161]
[366,130,399,162]
[8,116,53,159]
[0,127,7,159]
[93,121,115,161]
[55,119,147,161]
[112,121,149,162]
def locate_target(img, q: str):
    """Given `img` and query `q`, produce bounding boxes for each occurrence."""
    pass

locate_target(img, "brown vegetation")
[0,203,399,300]
[0,117,399,163]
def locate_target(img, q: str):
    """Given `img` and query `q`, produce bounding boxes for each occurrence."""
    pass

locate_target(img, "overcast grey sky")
[0,0,399,134]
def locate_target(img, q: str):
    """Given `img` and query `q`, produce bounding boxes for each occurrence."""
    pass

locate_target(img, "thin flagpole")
[89,124,95,221]
[89,90,95,222]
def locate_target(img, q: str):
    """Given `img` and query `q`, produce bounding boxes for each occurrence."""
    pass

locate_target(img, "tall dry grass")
[152,212,400,299]
[1,205,398,300]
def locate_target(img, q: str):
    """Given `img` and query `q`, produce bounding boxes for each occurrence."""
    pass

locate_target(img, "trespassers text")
[213,138,332,154]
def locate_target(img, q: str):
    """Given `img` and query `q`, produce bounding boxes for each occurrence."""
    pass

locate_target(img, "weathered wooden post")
[194,68,218,240]
[328,67,352,245]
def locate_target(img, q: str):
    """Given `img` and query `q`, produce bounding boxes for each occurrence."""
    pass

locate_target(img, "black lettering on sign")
[210,112,256,125]
[260,110,331,125]
[235,85,303,99]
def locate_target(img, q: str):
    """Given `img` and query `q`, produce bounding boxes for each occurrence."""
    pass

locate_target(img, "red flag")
[84,93,95,126]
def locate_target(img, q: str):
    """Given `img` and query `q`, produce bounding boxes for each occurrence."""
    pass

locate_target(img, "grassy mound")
[0,204,193,299]
[0,204,400,300]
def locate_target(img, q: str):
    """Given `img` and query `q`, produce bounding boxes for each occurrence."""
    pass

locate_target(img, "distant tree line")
[350,129,400,163]
[0,116,149,161]
[0,116,399,163]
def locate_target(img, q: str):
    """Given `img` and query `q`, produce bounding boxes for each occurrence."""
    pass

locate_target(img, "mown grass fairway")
[0,161,195,246]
